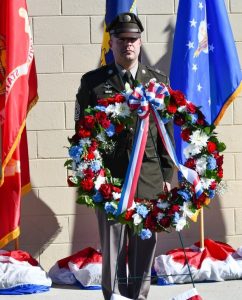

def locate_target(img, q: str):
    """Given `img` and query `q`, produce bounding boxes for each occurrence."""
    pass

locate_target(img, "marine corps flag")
[101,0,137,65]
[170,0,242,162]
[0,0,38,248]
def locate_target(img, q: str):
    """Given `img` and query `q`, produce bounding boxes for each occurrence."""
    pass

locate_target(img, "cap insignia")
[122,14,131,22]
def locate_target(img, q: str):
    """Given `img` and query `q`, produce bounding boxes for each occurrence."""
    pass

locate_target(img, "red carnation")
[167,104,177,114]
[97,98,109,107]
[174,115,186,126]
[217,169,223,178]
[83,115,95,129]
[81,178,94,191]
[84,168,95,179]
[99,183,113,199]
[167,204,180,216]
[186,102,197,113]
[115,123,125,133]
[100,118,111,129]
[89,140,99,151]
[95,111,107,122]
[145,214,157,231]
[193,193,207,209]
[125,209,135,221]
[185,158,196,169]
[152,206,162,216]
[210,181,217,190]
[78,128,91,138]
[181,128,191,142]
[114,94,125,103]
[196,118,205,126]
[207,141,217,153]
[170,90,187,106]
[112,186,121,193]
[134,198,143,203]
[84,151,95,160]
[216,155,223,168]
[159,216,171,228]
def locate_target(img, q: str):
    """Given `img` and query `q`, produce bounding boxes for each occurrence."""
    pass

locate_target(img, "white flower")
[178,105,187,113]
[96,131,106,142]
[79,138,91,146]
[113,102,130,117]
[190,130,209,147]
[184,143,202,159]
[77,162,88,171]
[76,162,88,178]
[105,104,115,115]
[132,213,143,225]
[181,201,195,219]
[175,216,187,231]
[196,156,207,175]
[157,212,165,221]
[94,175,106,190]
[112,192,121,200]
[94,150,101,159]
[200,177,214,190]
[157,201,169,209]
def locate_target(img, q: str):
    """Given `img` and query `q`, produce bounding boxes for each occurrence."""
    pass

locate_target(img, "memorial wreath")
[65,79,226,240]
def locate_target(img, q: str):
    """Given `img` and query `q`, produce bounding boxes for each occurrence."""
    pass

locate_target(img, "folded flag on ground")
[0,250,51,295]
[154,239,242,284]
[48,247,102,289]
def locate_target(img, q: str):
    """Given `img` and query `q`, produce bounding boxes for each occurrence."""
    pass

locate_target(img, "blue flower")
[95,105,106,111]
[173,212,180,223]
[104,202,117,215]
[69,145,83,162]
[93,191,103,203]
[136,205,149,218]
[209,189,216,199]
[190,113,198,124]
[139,229,152,240]
[91,160,101,172]
[207,156,217,170]
[105,123,115,137]
[177,190,191,201]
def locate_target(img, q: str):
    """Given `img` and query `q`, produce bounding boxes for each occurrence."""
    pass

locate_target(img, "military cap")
[106,12,144,38]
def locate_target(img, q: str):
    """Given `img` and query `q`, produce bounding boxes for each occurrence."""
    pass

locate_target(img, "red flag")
[0,0,38,248]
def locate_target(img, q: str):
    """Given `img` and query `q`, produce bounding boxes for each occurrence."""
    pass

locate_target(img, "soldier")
[75,12,175,300]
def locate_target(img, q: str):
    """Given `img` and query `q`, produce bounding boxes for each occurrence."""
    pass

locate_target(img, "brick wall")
[18,0,242,270]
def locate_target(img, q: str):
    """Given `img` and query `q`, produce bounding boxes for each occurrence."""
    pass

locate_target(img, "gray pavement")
[1,280,242,300]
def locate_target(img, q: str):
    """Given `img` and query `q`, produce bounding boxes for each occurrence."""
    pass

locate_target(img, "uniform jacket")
[75,62,175,199]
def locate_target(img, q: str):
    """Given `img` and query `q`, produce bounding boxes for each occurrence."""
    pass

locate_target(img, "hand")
[163,182,171,193]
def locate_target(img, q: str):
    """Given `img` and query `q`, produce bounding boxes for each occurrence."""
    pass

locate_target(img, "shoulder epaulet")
[146,65,166,77]
[83,64,109,78]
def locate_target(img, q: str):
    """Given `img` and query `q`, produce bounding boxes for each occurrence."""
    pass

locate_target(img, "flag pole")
[200,207,204,249]
[14,237,19,250]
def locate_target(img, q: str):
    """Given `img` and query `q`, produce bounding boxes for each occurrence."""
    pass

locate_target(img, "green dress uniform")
[75,62,175,300]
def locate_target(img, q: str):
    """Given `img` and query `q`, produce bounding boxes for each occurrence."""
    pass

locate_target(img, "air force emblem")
[194,20,208,58]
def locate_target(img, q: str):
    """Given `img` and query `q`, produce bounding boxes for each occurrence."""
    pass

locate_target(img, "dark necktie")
[123,70,134,87]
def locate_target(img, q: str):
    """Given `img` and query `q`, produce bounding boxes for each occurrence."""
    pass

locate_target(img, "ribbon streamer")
[116,80,203,216]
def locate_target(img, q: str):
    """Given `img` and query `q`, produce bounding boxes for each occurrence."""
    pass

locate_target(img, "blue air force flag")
[170,0,242,162]
[101,0,137,66]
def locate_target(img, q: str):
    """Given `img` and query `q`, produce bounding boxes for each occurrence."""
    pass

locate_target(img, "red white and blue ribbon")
[116,79,203,216]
